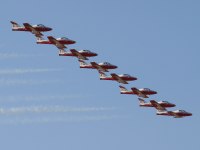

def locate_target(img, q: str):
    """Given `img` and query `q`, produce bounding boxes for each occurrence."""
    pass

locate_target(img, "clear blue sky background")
[0,0,199,150]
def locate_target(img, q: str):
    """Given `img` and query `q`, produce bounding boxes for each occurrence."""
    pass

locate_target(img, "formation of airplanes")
[11,21,192,118]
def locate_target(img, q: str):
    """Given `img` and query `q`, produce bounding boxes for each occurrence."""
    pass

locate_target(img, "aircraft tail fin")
[157,109,167,113]
[78,59,88,66]
[36,36,44,42]
[10,21,20,28]
[138,98,146,105]
[151,100,167,111]
[98,71,107,78]
[59,49,67,54]
[119,85,128,93]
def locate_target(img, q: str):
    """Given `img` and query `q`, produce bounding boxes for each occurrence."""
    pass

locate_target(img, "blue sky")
[0,0,199,150]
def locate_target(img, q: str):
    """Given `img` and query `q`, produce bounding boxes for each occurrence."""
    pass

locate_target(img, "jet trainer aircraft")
[59,49,97,60]
[138,98,176,108]
[10,21,52,37]
[78,59,117,72]
[98,71,137,84]
[36,36,76,49]
[150,100,192,118]
[119,86,157,98]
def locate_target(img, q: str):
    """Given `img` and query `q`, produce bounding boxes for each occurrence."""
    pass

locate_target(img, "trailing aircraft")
[150,100,192,118]
[78,59,117,72]
[59,49,97,60]
[119,86,157,98]
[36,36,76,49]
[98,71,137,84]
[138,98,175,108]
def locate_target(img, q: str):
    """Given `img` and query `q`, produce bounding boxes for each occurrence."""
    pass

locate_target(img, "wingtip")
[119,85,125,88]
[47,36,54,39]
[150,100,157,103]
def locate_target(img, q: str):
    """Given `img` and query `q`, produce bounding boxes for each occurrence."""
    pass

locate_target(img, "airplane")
[10,21,52,37]
[150,100,192,118]
[78,59,117,72]
[98,71,137,84]
[119,86,157,98]
[36,36,76,49]
[138,98,176,108]
[59,49,98,60]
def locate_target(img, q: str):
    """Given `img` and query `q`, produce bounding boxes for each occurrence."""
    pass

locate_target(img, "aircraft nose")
[153,91,157,94]
[132,76,137,80]
[48,27,53,31]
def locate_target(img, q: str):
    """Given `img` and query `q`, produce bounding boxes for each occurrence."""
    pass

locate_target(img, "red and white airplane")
[98,71,137,84]
[59,49,97,60]
[78,59,118,72]
[36,36,76,49]
[138,98,176,108]
[119,86,157,98]
[150,100,192,118]
[10,21,52,37]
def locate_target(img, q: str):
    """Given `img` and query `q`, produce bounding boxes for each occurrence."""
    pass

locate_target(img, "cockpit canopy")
[161,101,169,103]
[178,110,186,113]
[80,50,91,53]
[37,24,45,27]
[100,62,111,65]
[122,74,130,77]
[61,37,69,40]
[141,88,151,91]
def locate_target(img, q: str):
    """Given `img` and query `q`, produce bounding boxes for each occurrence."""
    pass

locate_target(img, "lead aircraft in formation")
[10,21,52,37]
[10,21,192,118]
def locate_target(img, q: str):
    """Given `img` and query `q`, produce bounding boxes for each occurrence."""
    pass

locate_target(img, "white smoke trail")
[0,106,116,115]
[0,95,82,102]
[0,115,125,125]
[0,53,42,59]
[0,68,63,75]
[0,78,61,86]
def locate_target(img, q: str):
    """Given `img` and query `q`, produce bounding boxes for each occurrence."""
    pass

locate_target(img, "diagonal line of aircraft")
[10,21,192,118]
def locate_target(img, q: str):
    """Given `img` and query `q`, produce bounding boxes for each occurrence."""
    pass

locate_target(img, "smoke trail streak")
[0,95,82,102]
[0,106,116,115]
[0,68,63,75]
[0,53,42,59]
[0,78,61,86]
[0,115,125,125]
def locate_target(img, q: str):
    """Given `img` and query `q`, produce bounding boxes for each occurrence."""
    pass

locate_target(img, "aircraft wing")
[110,73,128,84]
[70,49,88,60]
[90,62,108,72]
[47,36,66,49]
[167,111,182,118]
[23,23,43,37]
[150,100,166,111]
[131,88,148,98]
